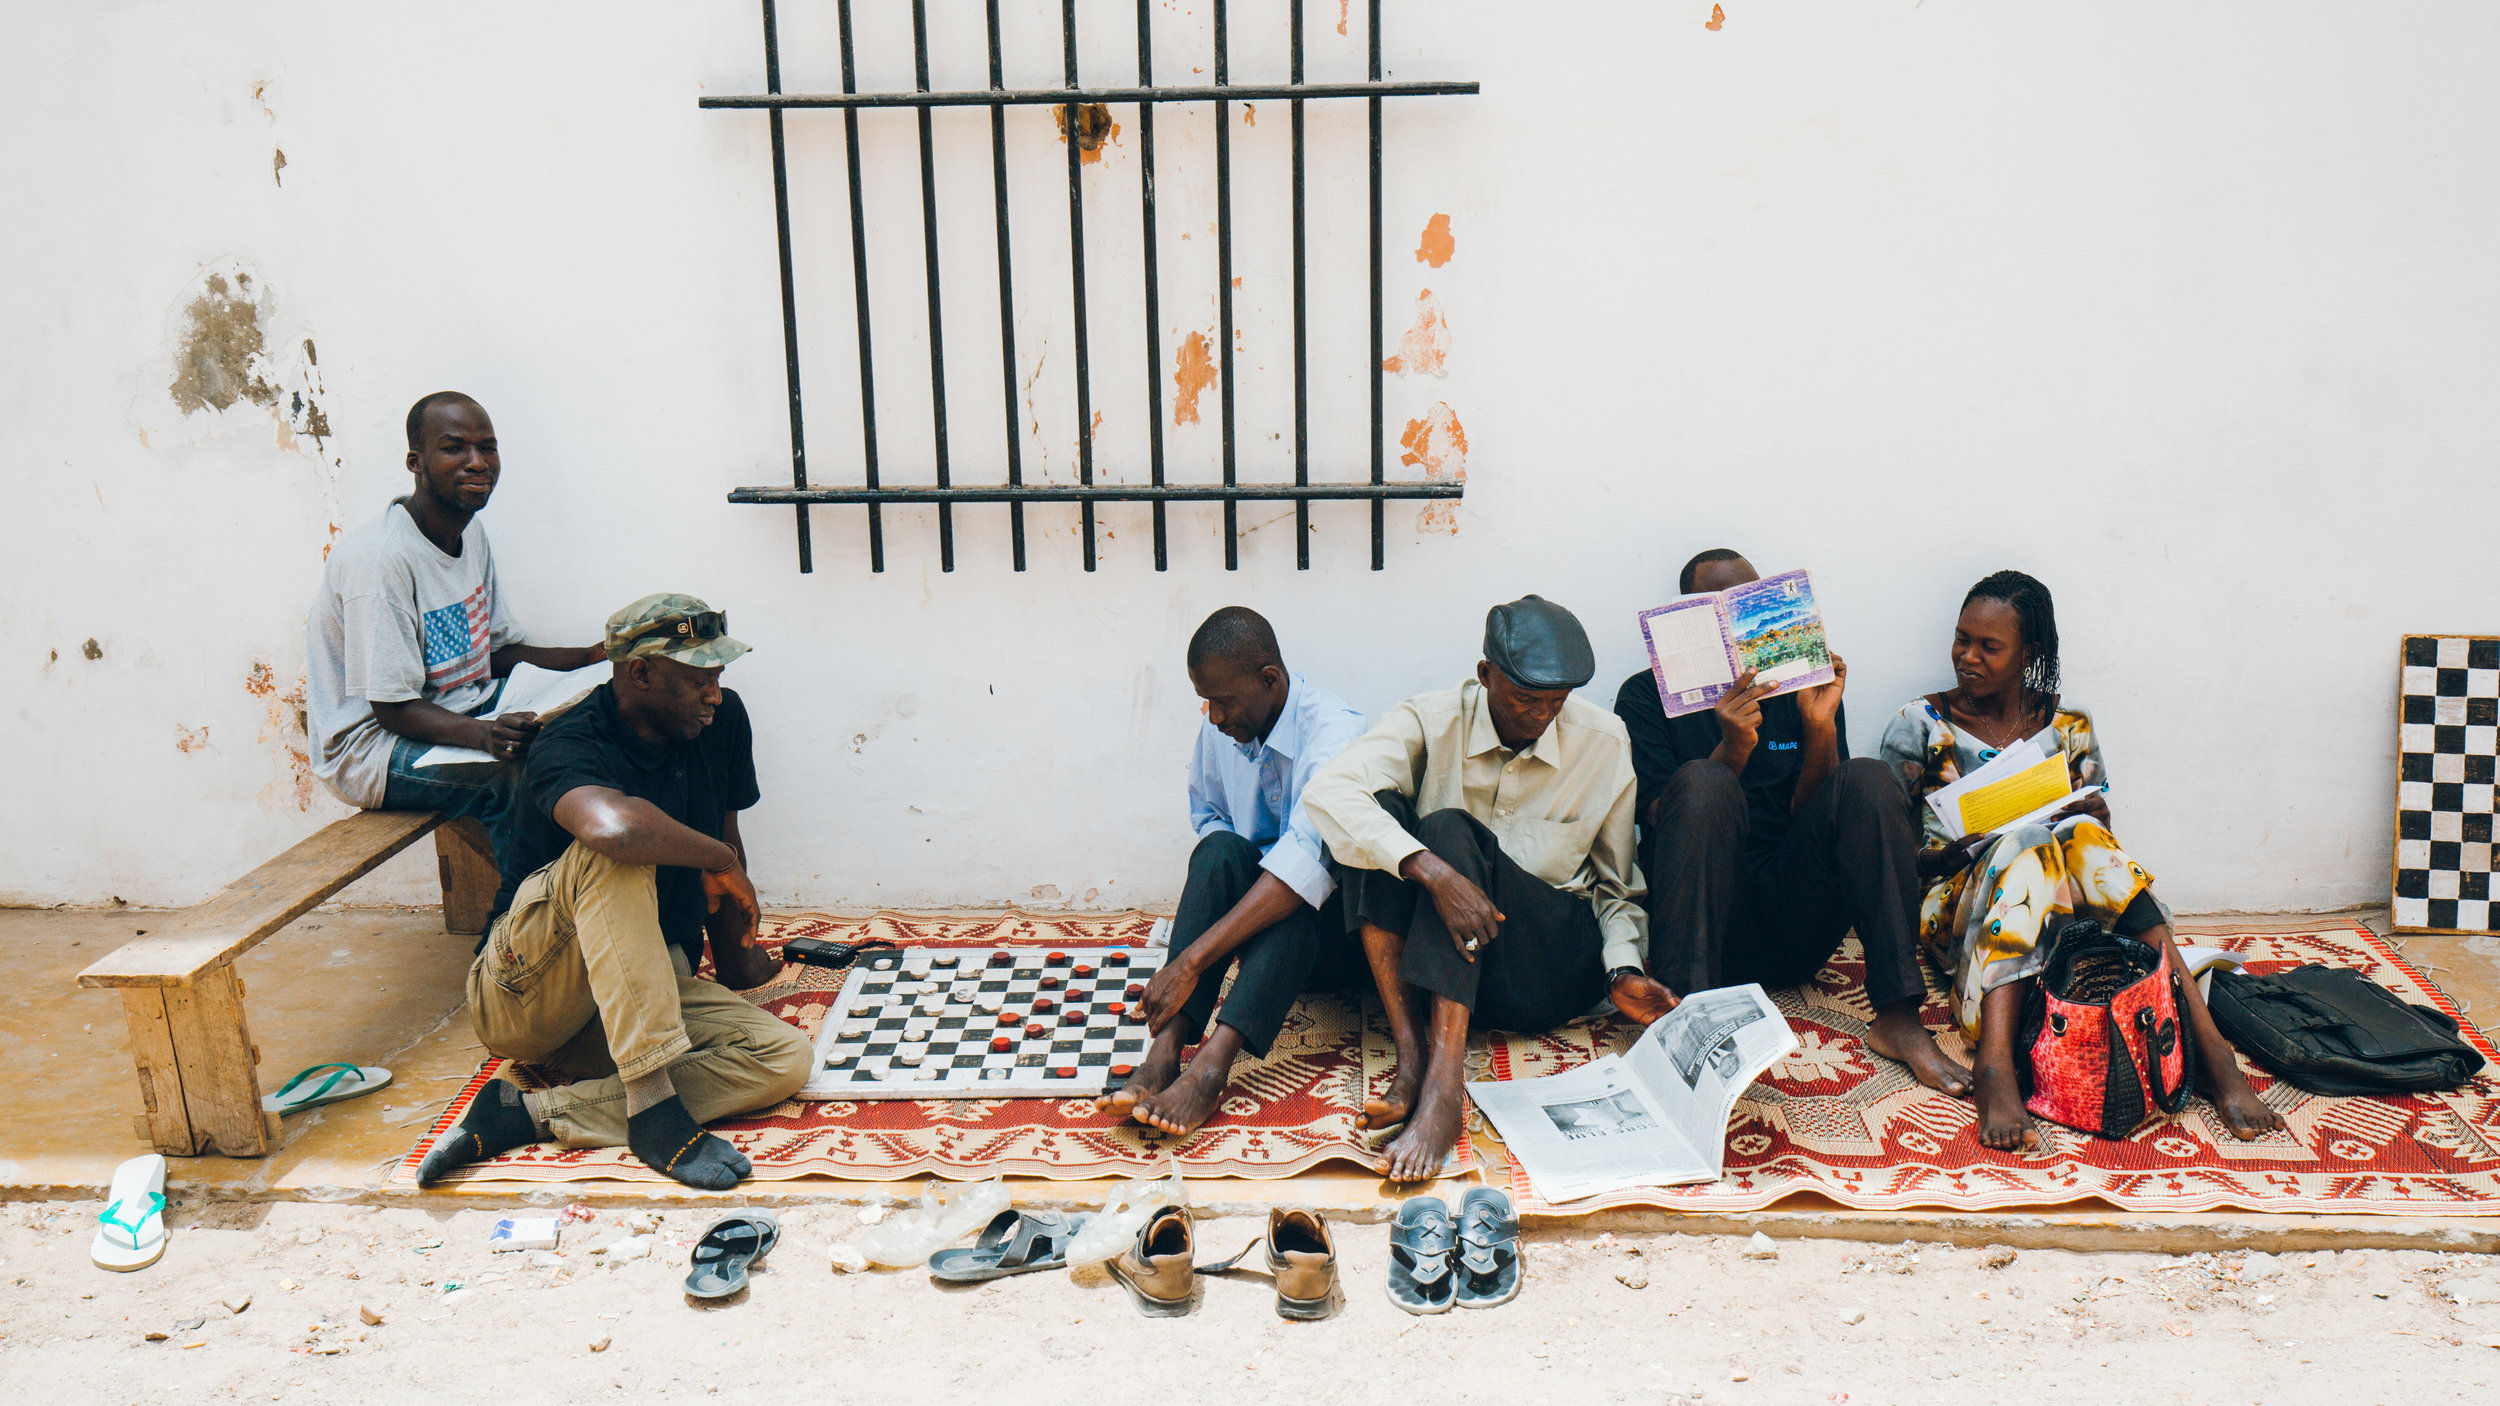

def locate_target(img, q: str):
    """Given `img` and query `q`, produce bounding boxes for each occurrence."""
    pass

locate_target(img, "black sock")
[626,1095,752,1191]
[416,1080,539,1188]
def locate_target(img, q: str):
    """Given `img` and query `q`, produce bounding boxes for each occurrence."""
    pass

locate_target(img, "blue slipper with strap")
[1385,1195,1457,1314]
[92,1153,167,1272]
[1453,1187,1522,1309]
[261,1063,393,1116]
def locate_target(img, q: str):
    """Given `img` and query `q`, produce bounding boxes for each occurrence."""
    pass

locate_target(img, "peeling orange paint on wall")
[1415,213,1455,268]
[1173,331,1216,424]
[175,724,210,755]
[1706,4,1725,31]
[1053,103,1121,164]
[1338,0,1350,36]
[1243,104,1256,126]
[247,657,314,811]
[1401,402,1468,534]
[1380,290,1449,378]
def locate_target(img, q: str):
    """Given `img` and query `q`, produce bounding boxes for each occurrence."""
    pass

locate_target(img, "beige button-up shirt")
[1304,681,1649,974]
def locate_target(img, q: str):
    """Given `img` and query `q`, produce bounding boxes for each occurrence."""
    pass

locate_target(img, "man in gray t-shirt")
[306,393,602,862]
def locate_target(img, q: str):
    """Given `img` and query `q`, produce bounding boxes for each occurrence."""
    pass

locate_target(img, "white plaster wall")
[5,2,2493,914]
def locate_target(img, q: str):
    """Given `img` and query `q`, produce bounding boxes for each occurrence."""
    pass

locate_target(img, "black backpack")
[2206,964,2486,1097]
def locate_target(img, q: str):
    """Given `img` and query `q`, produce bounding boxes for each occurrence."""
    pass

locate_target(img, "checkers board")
[797,945,1163,1100]
[2394,634,2500,935]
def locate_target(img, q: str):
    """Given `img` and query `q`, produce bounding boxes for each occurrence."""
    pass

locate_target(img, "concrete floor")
[6,904,2500,1251]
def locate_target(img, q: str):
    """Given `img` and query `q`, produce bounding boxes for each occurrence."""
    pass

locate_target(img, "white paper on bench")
[413,662,604,768]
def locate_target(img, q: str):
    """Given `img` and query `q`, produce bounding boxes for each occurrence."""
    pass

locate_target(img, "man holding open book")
[1615,550,1971,1098]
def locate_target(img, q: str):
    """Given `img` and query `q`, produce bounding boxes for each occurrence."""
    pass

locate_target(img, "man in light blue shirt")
[1100,607,1369,1138]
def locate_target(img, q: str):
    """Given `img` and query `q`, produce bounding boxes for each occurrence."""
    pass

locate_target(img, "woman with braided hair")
[1878,571,2282,1150]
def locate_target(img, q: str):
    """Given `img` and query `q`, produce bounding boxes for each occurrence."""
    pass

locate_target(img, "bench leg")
[435,817,498,936]
[119,967,279,1158]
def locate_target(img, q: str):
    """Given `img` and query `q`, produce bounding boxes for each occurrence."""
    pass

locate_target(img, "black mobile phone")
[783,937,896,969]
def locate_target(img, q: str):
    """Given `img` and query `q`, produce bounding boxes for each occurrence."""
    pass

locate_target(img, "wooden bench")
[77,811,501,1157]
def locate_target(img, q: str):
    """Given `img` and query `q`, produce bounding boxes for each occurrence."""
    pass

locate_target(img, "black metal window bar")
[706,0,1476,573]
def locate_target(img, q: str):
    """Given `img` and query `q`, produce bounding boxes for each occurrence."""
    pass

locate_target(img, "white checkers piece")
[2392,634,2500,935]
[796,942,1165,1100]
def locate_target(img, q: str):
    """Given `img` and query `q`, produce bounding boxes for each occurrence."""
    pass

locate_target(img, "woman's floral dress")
[1877,697,2160,1039]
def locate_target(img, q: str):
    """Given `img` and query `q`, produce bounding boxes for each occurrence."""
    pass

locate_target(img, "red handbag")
[2017,920,2193,1138]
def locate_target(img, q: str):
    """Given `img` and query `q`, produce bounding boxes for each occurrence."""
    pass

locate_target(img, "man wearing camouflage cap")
[417,594,810,1191]
[1304,595,1677,1181]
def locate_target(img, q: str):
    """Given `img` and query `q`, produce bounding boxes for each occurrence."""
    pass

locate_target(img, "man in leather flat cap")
[1304,596,1676,1181]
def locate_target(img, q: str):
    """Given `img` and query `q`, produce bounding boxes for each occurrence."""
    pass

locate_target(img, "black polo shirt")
[1613,669,1846,872]
[489,683,761,966]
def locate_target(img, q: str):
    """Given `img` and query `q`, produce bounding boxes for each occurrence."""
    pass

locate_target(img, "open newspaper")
[1637,569,1836,718]
[413,662,604,769]
[1466,985,1798,1204]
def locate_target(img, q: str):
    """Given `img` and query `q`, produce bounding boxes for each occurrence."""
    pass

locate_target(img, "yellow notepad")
[1952,752,2072,836]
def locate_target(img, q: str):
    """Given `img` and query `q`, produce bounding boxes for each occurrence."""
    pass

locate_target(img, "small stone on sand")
[359,1305,384,1326]
[1743,1232,1779,1260]
[1615,1269,1648,1289]
[589,1336,612,1352]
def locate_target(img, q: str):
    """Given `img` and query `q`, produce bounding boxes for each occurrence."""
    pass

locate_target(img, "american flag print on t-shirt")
[420,581,493,693]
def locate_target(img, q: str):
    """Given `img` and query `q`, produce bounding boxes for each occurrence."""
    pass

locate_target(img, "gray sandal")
[1385,1195,1456,1314]
[684,1212,780,1299]
[926,1209,1092,1282]
[1453,1188,1521,1309]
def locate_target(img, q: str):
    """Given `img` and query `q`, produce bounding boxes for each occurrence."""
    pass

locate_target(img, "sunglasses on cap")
[627,610,728,643]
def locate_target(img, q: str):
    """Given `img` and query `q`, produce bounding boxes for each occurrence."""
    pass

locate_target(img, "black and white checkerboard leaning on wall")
[2394,635,2500,935]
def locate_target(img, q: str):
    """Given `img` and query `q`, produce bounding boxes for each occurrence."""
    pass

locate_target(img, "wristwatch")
[1606,965,1646,987]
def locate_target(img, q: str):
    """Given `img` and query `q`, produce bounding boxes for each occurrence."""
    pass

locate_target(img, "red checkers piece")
[1107,1002,1127,1017]
[1061,1008,1086,1025]
[1026,1023,1047,1039]
[1054,1066,1077,1079]
[1125,982,1145,1001]
[1045,951,1071,967]
[1073,964,1094,979]
[988,951,1015,967]
[1104,951,1130,966]
[1039,974,1061,989]
[996,1010,1020,1025]
[990,1035,1012,1053]
[1111,1063,1134,1078]
[1032,995,1056,1013]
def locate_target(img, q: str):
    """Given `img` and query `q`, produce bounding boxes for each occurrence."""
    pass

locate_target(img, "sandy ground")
[3,1198,2498,1404]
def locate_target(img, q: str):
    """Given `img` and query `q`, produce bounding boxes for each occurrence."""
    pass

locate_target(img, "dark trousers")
[1643,756,1925,1011]
[1328,790,1608,1034]
[1169,831,1357,1059]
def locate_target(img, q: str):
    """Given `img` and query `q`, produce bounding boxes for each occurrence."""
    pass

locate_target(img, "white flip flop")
[261,1063,393,1115]
[92,1153,167,1272]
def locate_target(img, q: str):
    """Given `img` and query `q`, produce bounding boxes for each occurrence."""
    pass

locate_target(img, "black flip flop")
[684,1212,781,1299]
[926,1209,1092,1282]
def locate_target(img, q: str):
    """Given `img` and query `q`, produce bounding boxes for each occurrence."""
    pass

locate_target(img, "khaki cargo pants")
[466,842,811,1148]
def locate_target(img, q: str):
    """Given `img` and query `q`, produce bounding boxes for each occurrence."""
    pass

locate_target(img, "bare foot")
[2205,1061,2285,1140]
[1358,1059,1422,1131]
[1136,1059,1228,1138]
[1383,1074,1462,1182]
[1972,1062,2040,1151]
[1097,1034,1181,1120]
[1864,1003,1973,1097]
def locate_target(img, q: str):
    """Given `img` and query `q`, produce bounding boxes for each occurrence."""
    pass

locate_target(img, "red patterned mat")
[395,911,1470,1186]
[1482,920,2500,1215]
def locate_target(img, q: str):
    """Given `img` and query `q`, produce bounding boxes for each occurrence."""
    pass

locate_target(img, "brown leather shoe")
[1266,1208,1337,1319]
[1107,1204,1195,1317]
